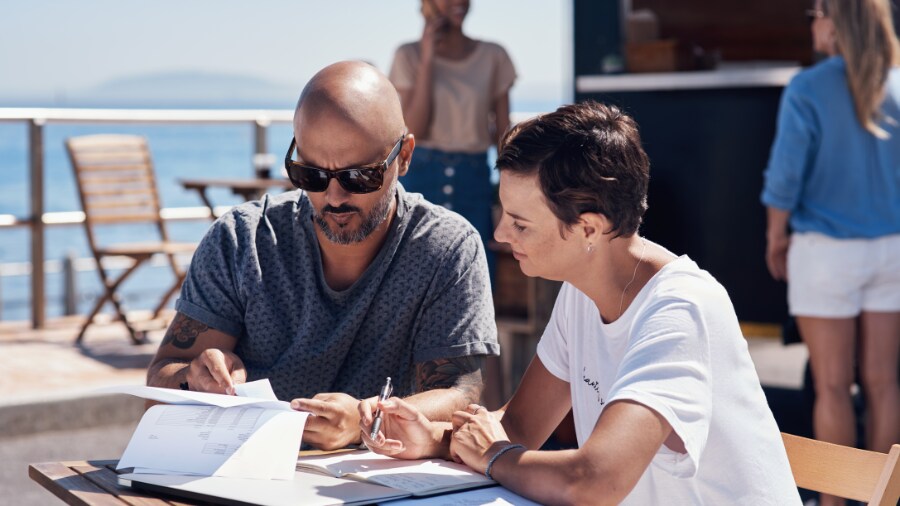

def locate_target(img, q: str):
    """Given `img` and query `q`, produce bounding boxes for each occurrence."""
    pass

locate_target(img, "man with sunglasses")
[147,61,498,450]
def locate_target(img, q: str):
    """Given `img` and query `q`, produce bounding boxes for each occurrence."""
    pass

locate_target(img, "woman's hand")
[419,14,447,61]
[450,404,510,474]
[765,232,790,281]
[765,207,791,281]
[359,397,443,460]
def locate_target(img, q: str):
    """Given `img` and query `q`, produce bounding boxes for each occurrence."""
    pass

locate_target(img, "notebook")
[295,450,496,497]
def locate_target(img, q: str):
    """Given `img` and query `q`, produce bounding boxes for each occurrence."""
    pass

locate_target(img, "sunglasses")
[284,136,405,194]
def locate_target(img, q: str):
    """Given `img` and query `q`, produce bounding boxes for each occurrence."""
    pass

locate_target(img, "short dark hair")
[496,101,649,238]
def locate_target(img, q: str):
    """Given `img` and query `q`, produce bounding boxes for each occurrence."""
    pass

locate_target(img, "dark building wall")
[576,87,787,323]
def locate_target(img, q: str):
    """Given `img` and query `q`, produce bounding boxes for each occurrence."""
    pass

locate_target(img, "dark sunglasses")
[284,136,405,194]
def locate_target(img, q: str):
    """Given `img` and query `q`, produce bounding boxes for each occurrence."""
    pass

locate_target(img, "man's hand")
[292,392,361,450]
[359,396,445,460]
[187,349,247,395]
[147,312,241,393]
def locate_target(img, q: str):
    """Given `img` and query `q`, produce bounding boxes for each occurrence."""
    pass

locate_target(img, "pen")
[369,376,393,439]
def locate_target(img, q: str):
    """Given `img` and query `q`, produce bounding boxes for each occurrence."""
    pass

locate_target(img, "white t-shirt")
[537,256,801,505]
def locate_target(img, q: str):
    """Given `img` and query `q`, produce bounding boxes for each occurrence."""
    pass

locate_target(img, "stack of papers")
[108,381,541,505]
[102,380,309,480]
[297,450,495,496]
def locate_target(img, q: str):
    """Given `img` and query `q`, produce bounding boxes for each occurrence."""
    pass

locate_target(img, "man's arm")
[406,354,487,421]
[147,312,245,394]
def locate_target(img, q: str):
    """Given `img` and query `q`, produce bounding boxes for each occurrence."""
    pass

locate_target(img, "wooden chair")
[782,432,900,505]
[66,134,196,344]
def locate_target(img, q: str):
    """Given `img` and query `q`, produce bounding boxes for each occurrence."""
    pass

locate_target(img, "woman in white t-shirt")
[389,0,516,283]
[360,101,801,505]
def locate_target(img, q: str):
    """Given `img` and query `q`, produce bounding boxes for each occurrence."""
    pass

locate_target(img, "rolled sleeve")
[536,284,572,381]
[412,231,499,363]
[389,44,417,93]
[175,214,246,338]
[761,81,821,211]
[492,45,517,99]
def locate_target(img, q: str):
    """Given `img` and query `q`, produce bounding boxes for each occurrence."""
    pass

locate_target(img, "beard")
[312,179,396,245]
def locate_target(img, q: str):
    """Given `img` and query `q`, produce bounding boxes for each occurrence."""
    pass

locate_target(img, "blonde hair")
[824,0,900,138]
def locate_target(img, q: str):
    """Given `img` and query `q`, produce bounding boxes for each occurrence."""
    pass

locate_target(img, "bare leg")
[858,311,900,454]
[797,316,856,506]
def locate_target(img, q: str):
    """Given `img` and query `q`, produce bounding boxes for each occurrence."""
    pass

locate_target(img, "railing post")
[253,118,272,179]
[29,118,45,329]
[63,251,77,315]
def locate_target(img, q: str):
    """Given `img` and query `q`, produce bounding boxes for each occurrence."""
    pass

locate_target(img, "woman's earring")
[587,244,594,254]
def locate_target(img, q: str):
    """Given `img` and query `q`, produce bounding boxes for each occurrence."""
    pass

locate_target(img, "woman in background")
[762,1,900,504]
[389,0,516,282]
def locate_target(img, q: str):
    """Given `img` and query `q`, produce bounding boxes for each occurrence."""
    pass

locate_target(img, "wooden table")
[29,460,192,505]
[180,178,294,218]
[30,450,355,505]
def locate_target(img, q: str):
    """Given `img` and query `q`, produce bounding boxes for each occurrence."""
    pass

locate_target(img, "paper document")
[297,450,495,496]
[107,380,308,480]
[97,380,287,410]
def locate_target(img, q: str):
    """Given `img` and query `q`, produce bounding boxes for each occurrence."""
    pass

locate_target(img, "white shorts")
[787,232,900,318]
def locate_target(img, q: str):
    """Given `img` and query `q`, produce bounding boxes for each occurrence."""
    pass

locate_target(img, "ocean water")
[0,121,296,322]
[0,101,556,323]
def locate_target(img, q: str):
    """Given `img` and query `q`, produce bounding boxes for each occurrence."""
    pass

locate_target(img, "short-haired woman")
[361,102,801,505]
[762,3,900,504]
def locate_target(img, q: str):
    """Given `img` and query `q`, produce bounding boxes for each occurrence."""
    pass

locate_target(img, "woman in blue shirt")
[762,2,900,503]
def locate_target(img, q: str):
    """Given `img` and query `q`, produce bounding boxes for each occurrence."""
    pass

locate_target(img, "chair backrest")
[65,134,169,250]
[782,432,900,505]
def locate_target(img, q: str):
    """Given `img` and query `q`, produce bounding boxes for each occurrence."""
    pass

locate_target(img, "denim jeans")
[403,146,495,285]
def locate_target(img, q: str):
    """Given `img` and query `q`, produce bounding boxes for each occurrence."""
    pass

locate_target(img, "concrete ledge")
[0,394,144,438]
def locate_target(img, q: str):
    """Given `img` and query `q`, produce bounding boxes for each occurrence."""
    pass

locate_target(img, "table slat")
[73,463,173,506]
[100,462,196,506]
[29,462,128,506]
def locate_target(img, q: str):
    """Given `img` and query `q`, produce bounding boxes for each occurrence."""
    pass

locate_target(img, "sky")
[0,0,572,111]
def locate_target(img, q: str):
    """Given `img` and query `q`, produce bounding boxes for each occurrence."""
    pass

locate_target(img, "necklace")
[618,238,647,319]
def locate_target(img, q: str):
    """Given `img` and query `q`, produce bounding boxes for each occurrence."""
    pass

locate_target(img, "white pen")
[369,377,393,439]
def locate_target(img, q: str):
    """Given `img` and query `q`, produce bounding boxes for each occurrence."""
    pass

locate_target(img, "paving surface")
[0,313,812,503]
[0,313,809,433]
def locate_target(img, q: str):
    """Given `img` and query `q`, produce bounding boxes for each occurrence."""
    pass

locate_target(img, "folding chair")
[781,432,900,505]
[66,134,196,344]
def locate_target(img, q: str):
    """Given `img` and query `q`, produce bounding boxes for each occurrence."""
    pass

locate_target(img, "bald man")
[147,61,498,450]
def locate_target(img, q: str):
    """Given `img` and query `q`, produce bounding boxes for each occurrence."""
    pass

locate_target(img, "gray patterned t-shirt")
[175,185,498,401]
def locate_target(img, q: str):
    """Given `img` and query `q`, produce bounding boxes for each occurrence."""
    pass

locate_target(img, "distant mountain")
[69,70,300,108]
[0,70,563,112]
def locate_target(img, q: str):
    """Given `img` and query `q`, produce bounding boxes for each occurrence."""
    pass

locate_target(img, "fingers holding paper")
[292,392,361,450]
[359,396,443,460]
[187,349,246,395]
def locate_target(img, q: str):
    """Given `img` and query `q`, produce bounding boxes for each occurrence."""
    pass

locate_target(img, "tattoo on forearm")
[160,313,208,350]
[416,356,485,404]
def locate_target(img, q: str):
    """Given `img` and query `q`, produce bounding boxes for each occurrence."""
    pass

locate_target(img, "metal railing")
[0,108,538,328]
[0,107,294,328]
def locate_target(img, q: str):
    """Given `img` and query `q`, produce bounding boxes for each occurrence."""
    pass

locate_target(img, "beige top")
[389,40,517,153]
